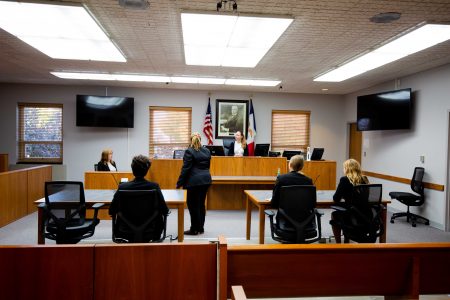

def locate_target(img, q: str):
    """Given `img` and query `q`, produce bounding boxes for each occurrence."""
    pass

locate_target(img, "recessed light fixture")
[181,12,293,68]
[321,88,329,91]
[50,72,281,87]
[0,1,126,62]
[314,24,450,82]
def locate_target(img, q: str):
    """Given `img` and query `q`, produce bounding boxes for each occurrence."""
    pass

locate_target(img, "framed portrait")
[215,99,249,139]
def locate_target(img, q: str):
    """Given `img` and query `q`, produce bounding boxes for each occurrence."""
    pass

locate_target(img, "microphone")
[313,175,320,185]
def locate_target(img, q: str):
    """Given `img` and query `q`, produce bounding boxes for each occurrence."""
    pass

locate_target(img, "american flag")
[203,98,214,145]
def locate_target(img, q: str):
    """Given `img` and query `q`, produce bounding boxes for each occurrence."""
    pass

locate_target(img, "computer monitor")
[268,151,281,157]
[254,144,270,157]
[204,145,225,156]
[173,149,185,159]
[310,148,324,160]
[282,150,302,160]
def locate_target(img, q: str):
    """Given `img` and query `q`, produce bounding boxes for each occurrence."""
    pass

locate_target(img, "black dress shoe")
[184,229,199,235]
[199,229,204,234]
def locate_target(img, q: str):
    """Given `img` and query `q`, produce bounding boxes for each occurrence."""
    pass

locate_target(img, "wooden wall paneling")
[363,170,445,192]
[302,161,337,190]
[27,165,52,213]
[0,245,94,300]
[208,184,274,210]
[210,157,287,176]
[0,171,28,227]
[94,243,217,300]
[85,172,135,189]
[0,153,8,172]
[147,159,183,189]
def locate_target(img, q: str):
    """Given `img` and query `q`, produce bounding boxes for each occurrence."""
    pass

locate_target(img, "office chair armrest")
[91,203,104,220]
[316,209,325,216]
[37,203,46,208]
[264,210,275,217]
[330,205,347,212]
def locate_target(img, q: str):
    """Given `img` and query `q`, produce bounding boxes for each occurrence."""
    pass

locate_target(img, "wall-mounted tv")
[76,95,134,128]
[357,88,411,131]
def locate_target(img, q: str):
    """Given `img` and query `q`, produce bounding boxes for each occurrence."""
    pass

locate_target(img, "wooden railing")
[0,165,52,227]
[363,170,445,191]
[219,238,450,300]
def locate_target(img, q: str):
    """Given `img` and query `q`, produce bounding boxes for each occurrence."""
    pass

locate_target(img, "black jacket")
[271,171,313,208]
[109,177,169,216]
[333,175,369,204]
[97,161,117,171]
[227,141,248,156]
[176,147,212,189]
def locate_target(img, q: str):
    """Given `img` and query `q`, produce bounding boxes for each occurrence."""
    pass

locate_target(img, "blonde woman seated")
[227,131,248,157]
[97,149,117,171]
[331,158,369,243]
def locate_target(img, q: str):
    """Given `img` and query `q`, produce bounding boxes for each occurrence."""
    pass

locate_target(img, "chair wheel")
[412,223,416,227]
[390,220,394,224]
[425,221,430,225]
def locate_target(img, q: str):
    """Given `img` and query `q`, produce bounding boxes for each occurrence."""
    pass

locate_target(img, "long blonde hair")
[343,159,368,185]
[235,131,247,149]
[100,149,113,163]
[190,132,202,151]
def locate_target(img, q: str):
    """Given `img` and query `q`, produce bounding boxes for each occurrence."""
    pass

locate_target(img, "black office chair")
[330,184,384,243]
[38,181,104,244]
[112,190,169,243]
[222,139,234,156]
[265,185,322,244]
[173,149,185,159]
[389,167,429,227]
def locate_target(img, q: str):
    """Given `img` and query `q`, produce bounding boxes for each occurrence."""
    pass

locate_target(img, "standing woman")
[176,133,212,235]
[97,149,117,171]
[331,158,369,243]
[227,131,248,157]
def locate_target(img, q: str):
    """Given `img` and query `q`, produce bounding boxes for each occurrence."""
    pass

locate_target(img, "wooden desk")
[35,189,186,243]
[0,153,8,172]
[245,190,390,244]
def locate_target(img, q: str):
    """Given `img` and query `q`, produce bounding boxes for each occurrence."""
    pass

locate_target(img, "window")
[271,110,310,152]
[149,107,192,158]
[18,103,63,163]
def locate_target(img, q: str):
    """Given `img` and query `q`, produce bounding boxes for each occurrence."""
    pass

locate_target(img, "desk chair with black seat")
[389,167,429,227]
[39,181,104,244]
[112,190,169,243]
[265,185,322,244]
[222,138,233,156]
[330,184,384,243]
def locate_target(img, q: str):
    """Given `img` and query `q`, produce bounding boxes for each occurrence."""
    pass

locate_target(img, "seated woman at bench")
[331,158,369,243]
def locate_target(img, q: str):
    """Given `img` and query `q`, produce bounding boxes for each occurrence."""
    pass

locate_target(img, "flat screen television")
[76,95,134,128]
[254,144,270,157]
[357,88,411,131]
[204,145,225,156]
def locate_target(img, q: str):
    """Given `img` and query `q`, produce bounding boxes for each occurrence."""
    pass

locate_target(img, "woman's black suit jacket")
[97,161,117,171]
[176,147,212,189]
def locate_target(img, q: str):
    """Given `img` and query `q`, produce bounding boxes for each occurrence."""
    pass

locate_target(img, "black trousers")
[186,185,210,232]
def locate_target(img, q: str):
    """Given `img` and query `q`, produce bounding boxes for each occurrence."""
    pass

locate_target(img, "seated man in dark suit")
[109,155,169,241]
[271,154,313,208]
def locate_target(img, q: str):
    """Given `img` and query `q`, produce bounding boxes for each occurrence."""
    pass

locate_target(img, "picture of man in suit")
[220,104,244,135]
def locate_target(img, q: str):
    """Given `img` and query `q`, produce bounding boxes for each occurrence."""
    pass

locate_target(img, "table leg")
[259,206,265,244]
[37,207,45,244]
[246,195,252,240]
[380,207,387,243]
[178,204,184,242]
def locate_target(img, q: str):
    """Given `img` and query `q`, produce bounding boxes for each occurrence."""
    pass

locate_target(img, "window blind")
[149,107,192,158]
[18,103,63,163]
[271,110,310,152]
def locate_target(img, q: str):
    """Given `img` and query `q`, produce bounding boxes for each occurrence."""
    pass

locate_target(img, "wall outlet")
[420,155,425,164]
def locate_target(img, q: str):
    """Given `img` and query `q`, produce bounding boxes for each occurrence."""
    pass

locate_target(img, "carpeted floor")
[1,209,450,245]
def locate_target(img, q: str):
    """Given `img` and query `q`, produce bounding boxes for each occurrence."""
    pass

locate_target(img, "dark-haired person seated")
[109,155,169,241]
[331,158,369,243]
[271,154,313,209]
[97,148,117,171]
[227,131,248,157]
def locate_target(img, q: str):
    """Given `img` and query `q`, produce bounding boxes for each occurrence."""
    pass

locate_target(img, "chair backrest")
[222,139,234,150]
[113,190,164,242]
[279,185,317,223]
[45,181,86,219]
[411,167,425,195]
[173,149,185,159]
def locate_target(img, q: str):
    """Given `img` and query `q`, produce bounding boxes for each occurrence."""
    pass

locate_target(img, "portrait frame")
[215,99,249,139]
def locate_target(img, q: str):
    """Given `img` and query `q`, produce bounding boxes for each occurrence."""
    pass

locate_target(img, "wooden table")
[245,190,390,244]
[35,189,186,244]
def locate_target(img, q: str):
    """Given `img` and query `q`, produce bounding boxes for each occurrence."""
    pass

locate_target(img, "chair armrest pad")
[264,210,275,216]
[92,203,104,209]
[37,203,46,208]
[330,205,347,211]
[316,209,325,216]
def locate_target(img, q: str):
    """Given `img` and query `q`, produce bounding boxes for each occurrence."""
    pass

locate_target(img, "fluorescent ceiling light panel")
[181,12,293,67]
[51,72,279,86]
[315,24,450,82]
[0,1,125,62]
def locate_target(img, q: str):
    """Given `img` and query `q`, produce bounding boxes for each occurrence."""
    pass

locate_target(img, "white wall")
[0,83,347,185]
[344,63,450,230]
